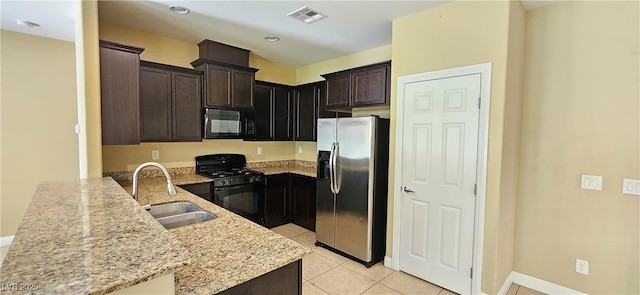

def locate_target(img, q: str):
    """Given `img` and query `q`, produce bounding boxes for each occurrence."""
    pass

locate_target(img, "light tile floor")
[271,223,546,295]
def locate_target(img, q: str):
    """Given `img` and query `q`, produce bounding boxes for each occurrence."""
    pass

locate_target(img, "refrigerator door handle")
[333,142,340,194]
[329,142,336,194]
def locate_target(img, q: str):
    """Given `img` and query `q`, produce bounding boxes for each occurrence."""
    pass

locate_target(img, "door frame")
[391,62,492,295]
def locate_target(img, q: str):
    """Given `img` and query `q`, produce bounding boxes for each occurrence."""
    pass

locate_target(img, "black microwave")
[203,108,255,139]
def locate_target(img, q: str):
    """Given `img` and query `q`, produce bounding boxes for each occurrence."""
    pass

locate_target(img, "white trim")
[392,62,492,295]
[1,235,14,247]
[497,273,514,295]
[383,256,395,269]
[510,272,587,295]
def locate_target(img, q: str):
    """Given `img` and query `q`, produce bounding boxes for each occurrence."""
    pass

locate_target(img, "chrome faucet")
[132,162,177,201]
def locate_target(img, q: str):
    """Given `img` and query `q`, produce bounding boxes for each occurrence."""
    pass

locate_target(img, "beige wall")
[391,1,516,293]
[514,2,640,294]
[0,31,80,236]
[495,0,526,289]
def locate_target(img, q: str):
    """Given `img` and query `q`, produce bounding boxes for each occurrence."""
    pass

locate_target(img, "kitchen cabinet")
[253,81,293,141]
[191,59,258,109]
[294,82,345,141]
[217,260,301,295]
[264,173,316,231]
[99,41,144,145]
[264,173,290,228]
[290,175,316,231]
[140,61,202,142]
[321,61,391,110]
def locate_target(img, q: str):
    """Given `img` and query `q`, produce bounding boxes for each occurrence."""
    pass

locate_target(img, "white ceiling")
[1,0,560,67]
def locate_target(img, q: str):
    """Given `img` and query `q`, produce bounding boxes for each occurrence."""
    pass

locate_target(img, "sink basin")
[147,201,206,218]
[146,201,216,229]
[155,211,216,229]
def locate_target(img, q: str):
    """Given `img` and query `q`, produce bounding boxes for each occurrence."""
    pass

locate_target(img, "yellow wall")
[391,1,515,293]
[514,2,639,294]
[0,31,80,235]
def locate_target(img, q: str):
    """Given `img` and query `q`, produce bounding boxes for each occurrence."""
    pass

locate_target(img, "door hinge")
[474,184,477,196]
[478,97,481,108]
[470,267,473,279]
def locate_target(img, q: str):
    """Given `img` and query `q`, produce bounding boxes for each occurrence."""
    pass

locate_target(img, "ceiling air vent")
[287,6,327,24]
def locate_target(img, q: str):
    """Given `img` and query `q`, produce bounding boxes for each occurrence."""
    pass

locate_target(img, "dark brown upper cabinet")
[294,82,339,141]
[321,61,391,111]
[140,61,202,142]
[254,81,293,141]
[191,59,258,109]
[99,41,144,145]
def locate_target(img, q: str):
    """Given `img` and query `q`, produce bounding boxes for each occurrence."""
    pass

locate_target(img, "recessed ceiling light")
[264,36,280,42]
[287,6,327,24]
[16,20,40,28]
[169,5,189,15]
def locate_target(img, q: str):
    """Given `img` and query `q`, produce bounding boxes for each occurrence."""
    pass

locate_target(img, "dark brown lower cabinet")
[264,173,316,231]
[217,260,301,295]
[291,175,316,231]
[264,174,290,228]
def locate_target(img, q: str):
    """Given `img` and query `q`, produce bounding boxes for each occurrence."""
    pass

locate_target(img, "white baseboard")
[508,271,587,295]
[1,235,14,247]
[384,256,397,270]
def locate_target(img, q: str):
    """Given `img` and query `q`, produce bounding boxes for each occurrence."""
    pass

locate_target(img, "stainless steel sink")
[155,211,216,229]
[146,201,216,229]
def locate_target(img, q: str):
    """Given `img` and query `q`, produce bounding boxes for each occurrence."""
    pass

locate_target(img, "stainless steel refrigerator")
[315,116,389,267]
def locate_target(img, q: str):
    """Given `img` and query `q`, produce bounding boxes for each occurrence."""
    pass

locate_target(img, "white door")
[399,74,481,294]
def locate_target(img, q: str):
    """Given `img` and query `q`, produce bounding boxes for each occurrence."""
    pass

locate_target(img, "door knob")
[403,186,414,193]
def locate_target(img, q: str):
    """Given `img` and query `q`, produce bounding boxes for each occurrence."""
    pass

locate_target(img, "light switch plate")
[622,178,640,196]
[581,175,602,190]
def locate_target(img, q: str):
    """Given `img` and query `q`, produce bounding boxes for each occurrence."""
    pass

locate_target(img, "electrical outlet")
[575,259,589,275]
[151,150,159,160]
[297,146,303,153]
[622,178,640,196]
[581,175,602,190]
[257,147,263,155]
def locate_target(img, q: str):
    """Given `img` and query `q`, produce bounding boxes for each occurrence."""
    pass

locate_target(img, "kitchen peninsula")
[0,176,311,294]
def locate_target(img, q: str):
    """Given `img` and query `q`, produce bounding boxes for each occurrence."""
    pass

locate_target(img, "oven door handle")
[213,183,260,192]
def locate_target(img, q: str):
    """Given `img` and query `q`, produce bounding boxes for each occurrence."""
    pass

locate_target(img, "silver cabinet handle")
[403,186,414,193]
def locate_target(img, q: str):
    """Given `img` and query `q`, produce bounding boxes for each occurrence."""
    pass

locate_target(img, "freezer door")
[334,117,376,261]
[316,118,337,247]
[317,118,337,151]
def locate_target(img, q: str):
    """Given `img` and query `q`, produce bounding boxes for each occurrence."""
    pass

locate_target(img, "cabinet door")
[291,175,316,231]
[273,87,293,141]
[232,69,255,108]
[140,65,172,142]
[325,73,350,108]
[204,64,232,107]
[351,65,390,107]
[254,84,273,140]
[172,71,202,141]
[294,85,317,141]
[100,44,142,145]
[265,174,290,228]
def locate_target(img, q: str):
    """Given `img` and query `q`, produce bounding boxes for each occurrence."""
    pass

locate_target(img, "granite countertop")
[0,178,190,295]
[248,161,317,178]
[121,175,312,295]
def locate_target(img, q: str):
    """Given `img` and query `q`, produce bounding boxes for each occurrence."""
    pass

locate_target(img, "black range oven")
[194,154,265,225]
